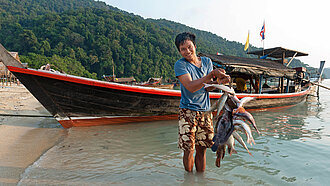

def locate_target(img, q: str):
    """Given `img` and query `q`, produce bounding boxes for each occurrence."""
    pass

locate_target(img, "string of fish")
[204,84,260,168]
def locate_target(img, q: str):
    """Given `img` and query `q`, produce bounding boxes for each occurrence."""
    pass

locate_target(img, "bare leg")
[183,150,194,172]
[195,145,207,172]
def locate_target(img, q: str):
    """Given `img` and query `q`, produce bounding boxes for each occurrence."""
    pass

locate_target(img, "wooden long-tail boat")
[0,44,312,128]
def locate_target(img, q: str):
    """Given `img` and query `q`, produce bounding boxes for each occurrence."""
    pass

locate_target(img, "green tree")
[19,29,39,53]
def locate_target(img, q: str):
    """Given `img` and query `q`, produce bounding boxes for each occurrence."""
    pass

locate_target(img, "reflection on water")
[18,80,330,185]
[254,101,322,141]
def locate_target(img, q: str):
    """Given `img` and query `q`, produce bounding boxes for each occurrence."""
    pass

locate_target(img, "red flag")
[260,21,265,40]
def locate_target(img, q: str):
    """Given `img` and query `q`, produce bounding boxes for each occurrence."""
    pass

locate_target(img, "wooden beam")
[286,52,298,67]
[0,43,24,68]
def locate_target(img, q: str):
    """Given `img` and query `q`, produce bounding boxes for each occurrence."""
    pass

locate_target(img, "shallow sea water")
[15,80,330,185]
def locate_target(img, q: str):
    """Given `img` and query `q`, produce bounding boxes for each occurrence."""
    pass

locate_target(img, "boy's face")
[179,40,196,61]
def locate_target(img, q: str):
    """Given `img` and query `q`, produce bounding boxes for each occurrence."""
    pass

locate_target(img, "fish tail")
[228,149,235,156]
[247,138,252,146]
[255,127,261,135]
[222,146,226,159]
[228,147,237,156]
[215,157,221,167]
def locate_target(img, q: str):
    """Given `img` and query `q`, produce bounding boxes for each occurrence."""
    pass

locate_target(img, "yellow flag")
[244,31,249,51]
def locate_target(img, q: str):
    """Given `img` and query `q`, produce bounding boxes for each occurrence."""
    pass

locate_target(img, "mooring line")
[0,114,53,118]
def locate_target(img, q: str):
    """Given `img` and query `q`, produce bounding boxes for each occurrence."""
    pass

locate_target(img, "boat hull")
[7,66,310,128]
[8,67,181,117]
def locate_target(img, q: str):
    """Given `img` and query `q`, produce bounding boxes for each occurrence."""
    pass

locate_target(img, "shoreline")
[0,84,65,185]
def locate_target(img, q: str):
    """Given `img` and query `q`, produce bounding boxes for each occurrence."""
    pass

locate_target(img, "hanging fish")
[204,83,260,167]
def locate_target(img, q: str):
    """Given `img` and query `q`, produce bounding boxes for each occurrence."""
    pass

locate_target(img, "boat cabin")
[199,47,309,94]
[103,75,136,84]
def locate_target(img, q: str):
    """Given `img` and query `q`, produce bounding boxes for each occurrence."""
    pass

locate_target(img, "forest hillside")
[0,0,315,81]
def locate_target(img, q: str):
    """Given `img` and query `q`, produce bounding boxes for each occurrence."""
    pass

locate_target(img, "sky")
[103,0,330,68]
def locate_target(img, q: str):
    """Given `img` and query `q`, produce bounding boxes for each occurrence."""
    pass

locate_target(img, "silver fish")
[204,84,235,95]
[204,83,234,117]
[232,131,252,156]
[216,92,228,116]
[205,92,228,117]
[233,106,260,134]
[233,120,255,145]
[237,97,256,108]
[226,135,237,156]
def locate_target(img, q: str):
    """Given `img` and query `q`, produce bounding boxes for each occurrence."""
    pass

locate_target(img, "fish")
[232,131,253,156]
[215,135,237,167]
[233,119,255,145]
[233,106,260,135]
[216,92,228,116]
[237,97,256,108]
[211,110,235,152]
[205,91,228,117]
[230,94,240,103]
[204,83,234,117]
[204,84,235,95]
[205,90,229,132]
[205,83,259,168]
[226,135,237,156]
[215,144,226,167]
[226,94,239,110]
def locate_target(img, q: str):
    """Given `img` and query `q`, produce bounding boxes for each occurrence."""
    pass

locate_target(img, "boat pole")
[5,68,8,86]
[311,82,330,91]
[1,74,3,88]
[258,75,263,94]
[285,78,290,93]
[317,61,325,96]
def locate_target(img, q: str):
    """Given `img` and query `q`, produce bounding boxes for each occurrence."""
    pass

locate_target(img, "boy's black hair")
[175,32,196,51]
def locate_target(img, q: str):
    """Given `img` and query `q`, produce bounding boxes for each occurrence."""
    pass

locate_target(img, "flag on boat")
[244,30,250,51]
[260,21,265,40]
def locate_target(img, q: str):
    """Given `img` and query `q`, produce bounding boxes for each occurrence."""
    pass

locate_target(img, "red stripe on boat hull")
[7,66,181,97]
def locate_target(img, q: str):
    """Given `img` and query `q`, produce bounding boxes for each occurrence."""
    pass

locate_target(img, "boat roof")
[103,75,136,83]
[247,47,308,58]
[199,52,297,79]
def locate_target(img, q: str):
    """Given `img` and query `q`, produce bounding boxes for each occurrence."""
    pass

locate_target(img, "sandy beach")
[0,84,51,116]
[0,84,65,185]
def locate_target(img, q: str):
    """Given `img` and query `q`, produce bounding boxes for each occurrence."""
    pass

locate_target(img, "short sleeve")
[207,57,213,74]
[201,57,213,75]
[174,59,188,77]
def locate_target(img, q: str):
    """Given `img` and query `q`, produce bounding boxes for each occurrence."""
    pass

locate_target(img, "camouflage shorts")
[178,108,214,151]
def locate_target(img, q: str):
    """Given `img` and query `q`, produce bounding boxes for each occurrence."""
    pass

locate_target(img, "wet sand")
[0,84,65,185]
[0,84,50,116]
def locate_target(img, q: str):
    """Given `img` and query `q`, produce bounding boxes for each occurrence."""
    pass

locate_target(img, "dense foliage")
[0,0,313,81]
